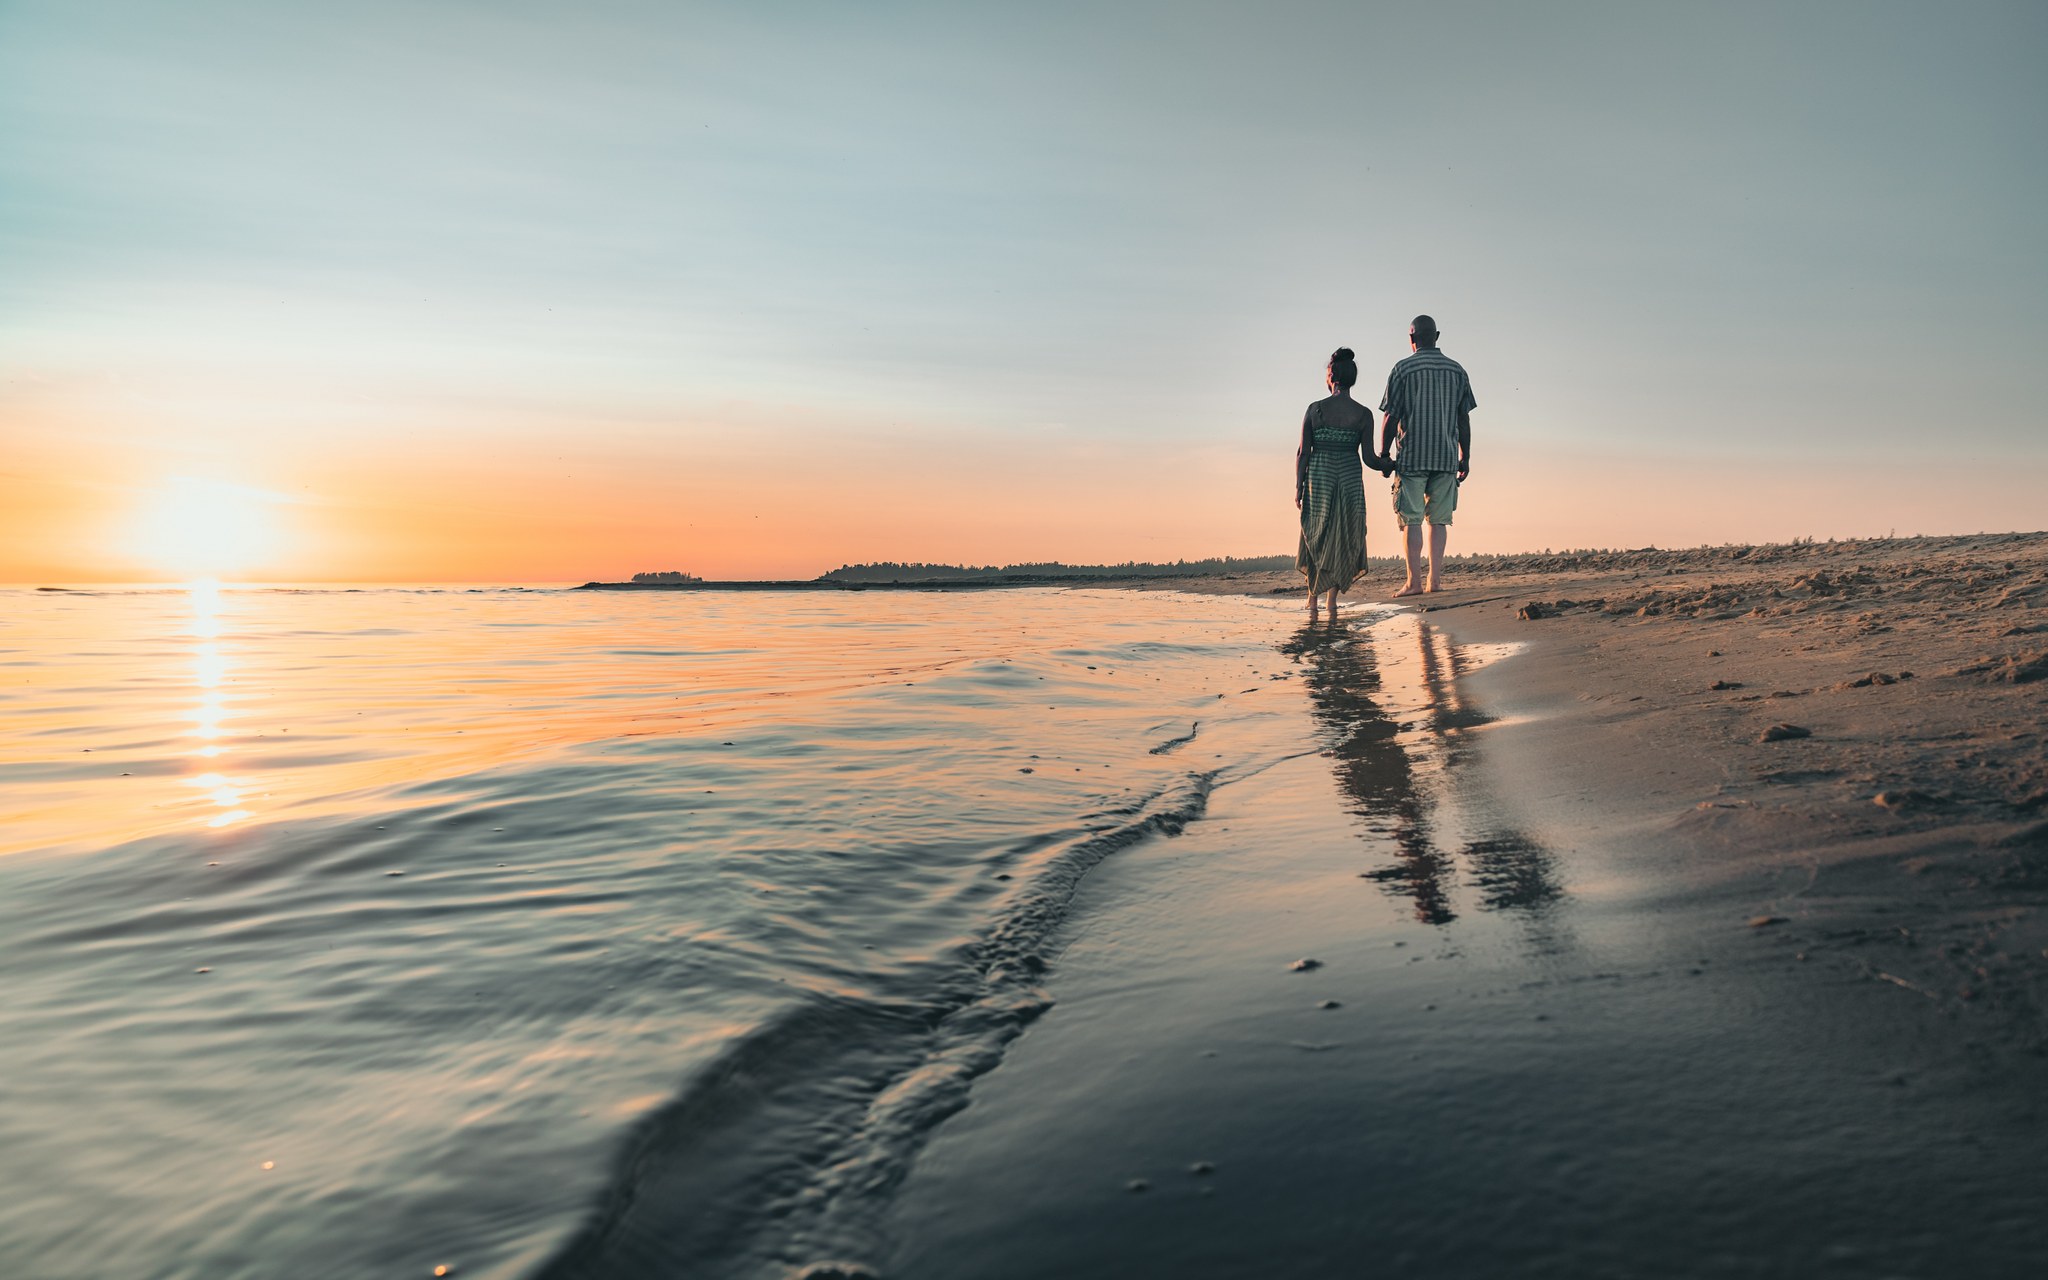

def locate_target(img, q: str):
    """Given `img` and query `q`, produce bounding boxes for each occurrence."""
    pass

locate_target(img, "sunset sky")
[3,1,2043,582]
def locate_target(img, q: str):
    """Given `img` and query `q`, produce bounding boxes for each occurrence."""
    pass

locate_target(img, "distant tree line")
[818,555,1294,582]
[631,570,702,583]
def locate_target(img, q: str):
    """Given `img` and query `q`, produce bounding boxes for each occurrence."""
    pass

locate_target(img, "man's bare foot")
[1395,582,1425,598]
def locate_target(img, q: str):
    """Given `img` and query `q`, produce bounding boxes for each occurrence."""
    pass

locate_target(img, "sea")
[1,582,1424,1279]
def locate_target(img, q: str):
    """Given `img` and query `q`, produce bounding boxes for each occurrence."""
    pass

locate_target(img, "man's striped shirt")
[1379,347,1475,476]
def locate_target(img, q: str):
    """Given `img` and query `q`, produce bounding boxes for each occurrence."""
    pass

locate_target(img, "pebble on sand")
[1289,958,1322,971]
[1126,1178,1150,1193]
[1318,999,1342,1009]
[794,1265,877,1280]
[1748,914,1788,928]
[1190,1161,1216,1175]
[432,1267,455,1278]
[1709,679,1743,691]
[1517,602,1549,620]
[1759,724,1811,742]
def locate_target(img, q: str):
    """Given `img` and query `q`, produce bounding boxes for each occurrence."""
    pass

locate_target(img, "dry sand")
[1246,530,2048,1032]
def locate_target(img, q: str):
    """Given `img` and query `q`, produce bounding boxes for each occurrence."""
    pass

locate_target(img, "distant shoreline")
[572,572,1283,592]
[576,532,2048,595]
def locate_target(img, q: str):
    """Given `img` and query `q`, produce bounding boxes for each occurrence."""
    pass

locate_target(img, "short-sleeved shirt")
[1379,347,1475,476]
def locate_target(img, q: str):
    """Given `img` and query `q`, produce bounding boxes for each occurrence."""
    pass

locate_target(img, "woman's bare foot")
[1424,578,1444,593]
[1395,581,1425,598]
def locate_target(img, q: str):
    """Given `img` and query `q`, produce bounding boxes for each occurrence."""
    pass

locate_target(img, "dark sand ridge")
[866,532,2048,1279]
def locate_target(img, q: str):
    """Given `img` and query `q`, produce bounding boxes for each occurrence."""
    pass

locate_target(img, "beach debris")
[1709,679,1743,690]
[1516,601,1549,620]
[385,870,406,876]
[194,967,211,974]
[1126,1178,1150,1193]
[1874,790,1938,810]
[1318,999,1342,1009]
[1759,724,1811,742]
[1018,767,1034,773]
[1189,1161,1217,1175]
[1747,914,1788,928]
[432,1267,457,1278]
[994,872,1012,881]
[1289,957,1323,971]
[1707,649,1721,657]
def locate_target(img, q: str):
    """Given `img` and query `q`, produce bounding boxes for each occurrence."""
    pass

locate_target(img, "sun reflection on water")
[185,580,252,830]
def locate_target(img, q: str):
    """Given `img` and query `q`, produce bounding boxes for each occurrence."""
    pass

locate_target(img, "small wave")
[533,773,1215,1280]
[1148,720,1200,755]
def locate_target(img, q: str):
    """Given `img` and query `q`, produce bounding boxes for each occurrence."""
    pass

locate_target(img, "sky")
[2,0,2044,582]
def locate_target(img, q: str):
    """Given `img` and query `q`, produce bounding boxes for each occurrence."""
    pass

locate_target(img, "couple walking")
[1294,314,1473,618]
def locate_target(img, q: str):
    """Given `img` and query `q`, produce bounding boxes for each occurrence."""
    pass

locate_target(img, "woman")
[1295,347,1389,618]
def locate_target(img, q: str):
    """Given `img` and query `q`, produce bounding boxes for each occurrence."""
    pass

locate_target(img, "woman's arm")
[1356,410,1385,474]
[1295,408,1313,507]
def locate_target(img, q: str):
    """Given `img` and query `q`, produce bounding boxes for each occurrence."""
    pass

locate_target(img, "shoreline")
[872,533,2048,1276]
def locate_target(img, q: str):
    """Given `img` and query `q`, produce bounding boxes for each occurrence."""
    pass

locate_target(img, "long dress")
[1295,396,1371,594]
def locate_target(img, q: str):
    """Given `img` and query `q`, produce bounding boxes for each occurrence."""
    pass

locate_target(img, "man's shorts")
[1393,469,1458,527]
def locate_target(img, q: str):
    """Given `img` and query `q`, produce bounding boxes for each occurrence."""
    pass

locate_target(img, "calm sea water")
[1,583,1368,1279]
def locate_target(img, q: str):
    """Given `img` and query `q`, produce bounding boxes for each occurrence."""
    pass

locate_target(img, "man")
[1378,314,1474,596]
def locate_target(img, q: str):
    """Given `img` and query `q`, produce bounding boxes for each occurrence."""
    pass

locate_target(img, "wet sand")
[877,533,2048,1278]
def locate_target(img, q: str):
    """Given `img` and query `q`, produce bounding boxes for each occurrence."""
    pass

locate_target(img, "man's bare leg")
[1396,524,1425,597]
[1425,523,1449,592]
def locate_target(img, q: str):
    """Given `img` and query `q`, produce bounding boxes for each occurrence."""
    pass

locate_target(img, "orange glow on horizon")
[3,401,2044,584]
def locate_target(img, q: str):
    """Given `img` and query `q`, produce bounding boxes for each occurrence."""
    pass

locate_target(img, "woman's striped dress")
[1295,397,1371,594]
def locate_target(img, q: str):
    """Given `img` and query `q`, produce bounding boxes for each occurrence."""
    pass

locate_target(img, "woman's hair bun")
[1332,348,1354,362]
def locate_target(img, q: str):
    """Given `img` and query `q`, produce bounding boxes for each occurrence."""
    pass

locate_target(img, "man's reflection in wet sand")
[1282,618,1563,926]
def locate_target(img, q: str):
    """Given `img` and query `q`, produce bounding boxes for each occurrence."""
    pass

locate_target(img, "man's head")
[1409,315,1439,349]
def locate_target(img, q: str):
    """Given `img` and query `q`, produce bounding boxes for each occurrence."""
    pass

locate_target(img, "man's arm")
[1377,370,1401,465]
[1456,405,1471,481]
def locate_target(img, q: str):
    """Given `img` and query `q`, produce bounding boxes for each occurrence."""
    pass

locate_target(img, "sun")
[130,478,289,580]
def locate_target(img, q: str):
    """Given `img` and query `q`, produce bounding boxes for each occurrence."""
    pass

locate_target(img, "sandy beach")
[874,532,2048,1278]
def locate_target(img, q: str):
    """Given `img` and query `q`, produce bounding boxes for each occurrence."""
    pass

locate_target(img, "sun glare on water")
[131,478,290,581]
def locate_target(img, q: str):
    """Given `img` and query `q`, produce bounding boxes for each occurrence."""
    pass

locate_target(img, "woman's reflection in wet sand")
[1282,617,1564,926]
